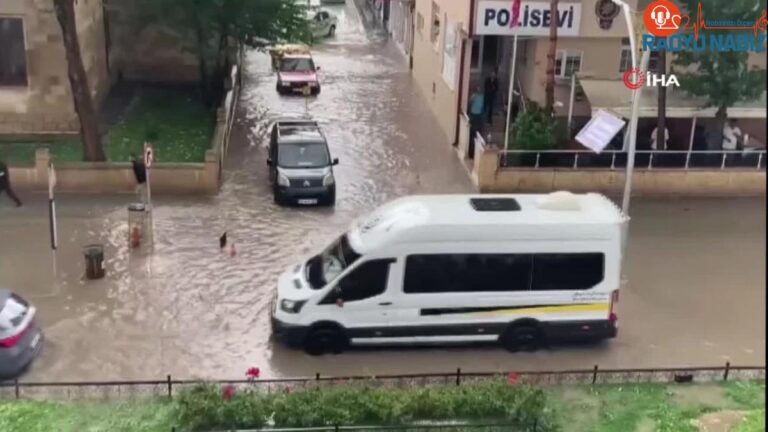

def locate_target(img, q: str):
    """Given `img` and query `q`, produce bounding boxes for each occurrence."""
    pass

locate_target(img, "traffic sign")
[144,143,154,168]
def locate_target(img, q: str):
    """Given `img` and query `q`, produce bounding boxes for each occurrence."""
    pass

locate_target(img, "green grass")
[0,88,215,165]
[0,400,175,432]
[548,381,766,432]
[733,410,765,432]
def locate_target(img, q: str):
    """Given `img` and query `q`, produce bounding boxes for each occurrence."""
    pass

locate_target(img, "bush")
[510,103,566,151]
[174,380,559,431]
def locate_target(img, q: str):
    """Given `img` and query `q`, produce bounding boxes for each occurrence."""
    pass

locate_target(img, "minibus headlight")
[322,172,335,186]
[277,172,291,187]
[280,299,307,313]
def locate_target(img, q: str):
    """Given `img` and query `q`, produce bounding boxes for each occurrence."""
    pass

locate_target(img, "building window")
[417,12,424,37]
[619,38,632,72]
[430,2,440,47]
[0,17,28,87]
[555,50,582,78]
[619,38,661,72]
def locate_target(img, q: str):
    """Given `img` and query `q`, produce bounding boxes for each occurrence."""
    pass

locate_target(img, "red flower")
[507,372,519,385]
[222,384,236,400]
[246,367,261,379]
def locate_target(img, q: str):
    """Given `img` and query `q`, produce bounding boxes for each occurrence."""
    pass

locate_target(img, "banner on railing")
[576,109,626,153]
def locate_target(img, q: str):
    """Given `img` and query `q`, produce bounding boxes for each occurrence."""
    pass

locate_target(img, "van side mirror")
[332,158,339,166]
[267,159,273,166]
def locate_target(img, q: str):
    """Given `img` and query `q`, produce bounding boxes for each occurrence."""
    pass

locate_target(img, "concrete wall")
[470,143,766,196]
[412,0,471,146]
[0,0,109,135]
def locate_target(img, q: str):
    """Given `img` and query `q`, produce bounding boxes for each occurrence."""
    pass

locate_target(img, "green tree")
[135,0,311,105]
[511,102,565,150]
[53,0,106,161]
[673,0,767,147]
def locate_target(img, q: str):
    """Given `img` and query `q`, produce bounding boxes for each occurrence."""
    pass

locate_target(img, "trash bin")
[128,203,147,247]
[84,244,105,279]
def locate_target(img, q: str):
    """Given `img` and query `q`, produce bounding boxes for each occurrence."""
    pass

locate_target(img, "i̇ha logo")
[643,0,682,37]
[623,68,679,89]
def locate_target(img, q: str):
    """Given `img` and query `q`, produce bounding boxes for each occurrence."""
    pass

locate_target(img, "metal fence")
[1,363,763,401]
[206,424,527,432]
[498,149,766,170]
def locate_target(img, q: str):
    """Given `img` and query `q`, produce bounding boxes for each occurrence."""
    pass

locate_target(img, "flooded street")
[1,2,765,382]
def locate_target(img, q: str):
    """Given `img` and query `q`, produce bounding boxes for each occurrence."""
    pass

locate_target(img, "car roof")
[346,192,629,254]
[275,120,325,144]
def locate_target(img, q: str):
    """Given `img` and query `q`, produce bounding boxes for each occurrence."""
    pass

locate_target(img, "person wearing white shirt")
[722,119,742,150]
[650,126,669,150]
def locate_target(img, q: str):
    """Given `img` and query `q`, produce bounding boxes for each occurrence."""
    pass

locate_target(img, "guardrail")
[499,149,766,170]
[1,363,763,401]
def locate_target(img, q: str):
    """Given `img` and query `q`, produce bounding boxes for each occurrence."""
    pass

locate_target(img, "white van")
[271,192,629,355]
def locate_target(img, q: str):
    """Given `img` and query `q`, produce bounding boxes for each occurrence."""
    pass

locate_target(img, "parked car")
[0,289,43,379]
[310,9,338,38]
[276,53,321,95]
[268,119,338,206]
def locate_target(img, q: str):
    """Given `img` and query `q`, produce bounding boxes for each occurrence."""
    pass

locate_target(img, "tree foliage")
[672,0,767,112]
[133,0,312,104]
[511,102,566,150]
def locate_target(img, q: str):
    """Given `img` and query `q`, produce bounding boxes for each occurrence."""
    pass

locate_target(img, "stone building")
[0,0,201,137]
[0,0,110,135]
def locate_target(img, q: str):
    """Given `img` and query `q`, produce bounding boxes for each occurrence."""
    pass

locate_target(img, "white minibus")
[271,192,628,355]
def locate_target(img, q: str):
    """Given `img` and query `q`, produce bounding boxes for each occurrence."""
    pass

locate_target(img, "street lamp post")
[611,0,649,215]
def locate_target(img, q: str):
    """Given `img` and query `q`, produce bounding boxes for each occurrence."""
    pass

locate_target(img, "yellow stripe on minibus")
[471,303,610,317]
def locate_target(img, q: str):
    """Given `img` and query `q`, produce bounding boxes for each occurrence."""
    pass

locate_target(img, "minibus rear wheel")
[304,327,347,356]
[500,324,542,353]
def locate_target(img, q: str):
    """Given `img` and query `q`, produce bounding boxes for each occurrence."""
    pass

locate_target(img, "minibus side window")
[403,254,533,293]
[532,253,604,291]
[319,259,393,304]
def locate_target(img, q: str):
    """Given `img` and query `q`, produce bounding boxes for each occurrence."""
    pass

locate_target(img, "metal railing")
[1,363,763,401]
[207,424,527,432]
[499,149,766,170]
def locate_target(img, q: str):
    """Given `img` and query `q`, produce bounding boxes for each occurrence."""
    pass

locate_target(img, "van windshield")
[306,234,361,290]
[278,142,329,168]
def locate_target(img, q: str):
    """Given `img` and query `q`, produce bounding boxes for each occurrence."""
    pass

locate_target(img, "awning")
[578,78,767,119]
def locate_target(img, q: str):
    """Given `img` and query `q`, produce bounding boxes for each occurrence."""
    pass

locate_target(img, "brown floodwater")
[1,2,764,381]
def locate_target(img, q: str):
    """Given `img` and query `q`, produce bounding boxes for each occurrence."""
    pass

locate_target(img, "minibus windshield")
[306,234,360,289]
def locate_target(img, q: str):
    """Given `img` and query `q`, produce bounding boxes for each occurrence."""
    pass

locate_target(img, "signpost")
[48,162,57,250]
[303,85,311,112]
[143,142,154,244]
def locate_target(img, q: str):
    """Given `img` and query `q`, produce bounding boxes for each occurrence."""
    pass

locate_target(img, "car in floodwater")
[0,289,43,379]
[271,192,625,355]
[310,9,338,38]
[276,53,321,95]
[268,119,338,206]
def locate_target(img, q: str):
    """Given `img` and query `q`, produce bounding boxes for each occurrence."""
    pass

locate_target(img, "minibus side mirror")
[332,158,339,166]
[267,159,273,166]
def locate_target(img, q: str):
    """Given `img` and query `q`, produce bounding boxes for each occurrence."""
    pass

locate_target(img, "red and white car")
[276,54,321,95]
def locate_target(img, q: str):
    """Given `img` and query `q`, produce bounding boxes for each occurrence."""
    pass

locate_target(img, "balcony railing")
[499,149,766,170]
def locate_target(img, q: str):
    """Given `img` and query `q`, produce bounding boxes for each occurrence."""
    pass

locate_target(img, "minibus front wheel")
[303,326,348,356]
[500,323,543,353]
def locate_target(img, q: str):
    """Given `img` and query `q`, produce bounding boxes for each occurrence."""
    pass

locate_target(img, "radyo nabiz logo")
[623,68,680,90]
[642,0,768,52]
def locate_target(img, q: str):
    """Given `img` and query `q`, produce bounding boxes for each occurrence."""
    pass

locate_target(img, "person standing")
[0,158,22,207]
[722,119,743,151]
[130,153,147,203]
[468,86,485,159]
[484,71,499,125]
[649,125,669,150]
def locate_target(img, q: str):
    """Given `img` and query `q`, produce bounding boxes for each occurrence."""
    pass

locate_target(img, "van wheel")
[500,324,542,353]
[304,327,347,356]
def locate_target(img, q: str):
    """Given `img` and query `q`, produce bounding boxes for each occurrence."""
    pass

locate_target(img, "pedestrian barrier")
[1,362,763,401]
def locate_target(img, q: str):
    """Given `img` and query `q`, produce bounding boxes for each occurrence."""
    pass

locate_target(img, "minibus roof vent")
[537,191,581,211]
[469,198,521,212]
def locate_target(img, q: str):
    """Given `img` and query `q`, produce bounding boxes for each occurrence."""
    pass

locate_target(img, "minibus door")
[318,258,396,337]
